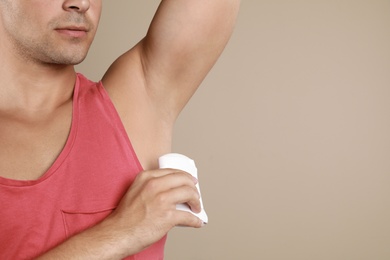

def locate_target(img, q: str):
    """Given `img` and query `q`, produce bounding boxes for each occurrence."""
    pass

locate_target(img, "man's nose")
[63,0,90,13]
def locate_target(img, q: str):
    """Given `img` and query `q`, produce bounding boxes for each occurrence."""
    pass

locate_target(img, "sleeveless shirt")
[0,74,166,259]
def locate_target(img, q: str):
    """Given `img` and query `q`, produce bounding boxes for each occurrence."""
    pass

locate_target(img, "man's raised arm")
[103,0,240,121]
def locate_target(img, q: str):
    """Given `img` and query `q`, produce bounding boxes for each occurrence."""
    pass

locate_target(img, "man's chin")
[48,55,88,66]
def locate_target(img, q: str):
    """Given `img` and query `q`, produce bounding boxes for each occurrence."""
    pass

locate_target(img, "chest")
[0,108,72,181]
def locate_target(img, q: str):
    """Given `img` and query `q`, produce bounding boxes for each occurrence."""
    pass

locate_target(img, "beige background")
[77,1,390,259]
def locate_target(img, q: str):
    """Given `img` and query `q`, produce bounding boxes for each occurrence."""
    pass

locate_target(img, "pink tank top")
[0,74,166,259]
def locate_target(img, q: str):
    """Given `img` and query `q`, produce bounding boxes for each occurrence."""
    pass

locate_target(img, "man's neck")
[0,54,77,116]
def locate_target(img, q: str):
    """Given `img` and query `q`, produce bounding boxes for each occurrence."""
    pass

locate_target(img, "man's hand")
[105,168,203,254]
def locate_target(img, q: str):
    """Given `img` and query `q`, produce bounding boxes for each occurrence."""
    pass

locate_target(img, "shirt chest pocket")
[61,207,115,238]
[60,207,165,259]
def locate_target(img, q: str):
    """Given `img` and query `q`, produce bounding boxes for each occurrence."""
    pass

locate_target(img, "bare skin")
[0,0,240,258]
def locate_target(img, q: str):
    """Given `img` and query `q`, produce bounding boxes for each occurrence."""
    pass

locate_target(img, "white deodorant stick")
[158,153,208,224]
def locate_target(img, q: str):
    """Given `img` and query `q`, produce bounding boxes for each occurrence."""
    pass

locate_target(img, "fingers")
[157,184,202,213]
[175,211,203,228]
[136,168,198,196]
[133,168,202,216]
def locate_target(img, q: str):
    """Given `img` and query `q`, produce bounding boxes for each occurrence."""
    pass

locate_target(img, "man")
[0,0,239,259]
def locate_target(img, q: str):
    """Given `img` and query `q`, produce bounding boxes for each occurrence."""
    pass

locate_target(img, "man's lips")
[56,26,89,38]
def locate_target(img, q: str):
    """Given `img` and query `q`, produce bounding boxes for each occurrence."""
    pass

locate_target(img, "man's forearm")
[35,217,137,259]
